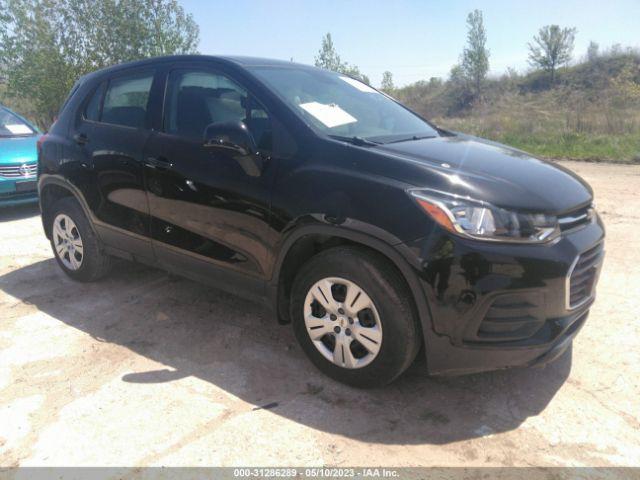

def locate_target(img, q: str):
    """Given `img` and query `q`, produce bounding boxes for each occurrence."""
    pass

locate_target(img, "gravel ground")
[0,161,638,467]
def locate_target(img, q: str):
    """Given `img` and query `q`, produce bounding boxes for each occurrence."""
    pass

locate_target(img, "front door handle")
[73,133,88,145]
[144,156,173,170]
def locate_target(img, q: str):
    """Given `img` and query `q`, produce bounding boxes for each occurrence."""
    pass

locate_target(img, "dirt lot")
[0,161,639,467]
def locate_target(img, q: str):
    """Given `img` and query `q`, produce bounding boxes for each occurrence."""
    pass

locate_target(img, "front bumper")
[0,177,38,206]
[402,212,605,375]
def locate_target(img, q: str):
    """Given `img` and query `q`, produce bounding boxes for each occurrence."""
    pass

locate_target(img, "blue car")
[0,104,40,206]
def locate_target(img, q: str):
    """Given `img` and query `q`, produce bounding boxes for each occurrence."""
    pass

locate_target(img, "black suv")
[38,55,605,387]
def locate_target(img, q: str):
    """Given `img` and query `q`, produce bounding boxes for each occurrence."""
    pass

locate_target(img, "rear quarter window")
[83,82,106,122]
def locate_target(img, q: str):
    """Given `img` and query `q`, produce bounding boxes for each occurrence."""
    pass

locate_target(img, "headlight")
[409,189,560,243]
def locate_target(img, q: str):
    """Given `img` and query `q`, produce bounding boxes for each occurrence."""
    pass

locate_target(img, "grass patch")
[395,55,640,164]
[436,117,640,163]
[489,132,640,163]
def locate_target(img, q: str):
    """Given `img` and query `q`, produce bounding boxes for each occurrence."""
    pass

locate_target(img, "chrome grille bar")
[0,163,38,178]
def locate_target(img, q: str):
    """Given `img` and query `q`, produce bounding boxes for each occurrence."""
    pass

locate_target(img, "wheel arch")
[39,176,97,240]
[269,224,434,353]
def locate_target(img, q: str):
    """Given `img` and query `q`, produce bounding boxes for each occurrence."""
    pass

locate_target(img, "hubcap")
[303,277,383,369]
[52,214,84,271]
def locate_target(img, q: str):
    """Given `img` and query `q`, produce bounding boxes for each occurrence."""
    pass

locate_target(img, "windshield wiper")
[328,135,380,147]
[384,135,437,144]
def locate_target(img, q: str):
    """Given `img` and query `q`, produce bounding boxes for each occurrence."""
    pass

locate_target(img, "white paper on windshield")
[339,76,378,93]
[5,124,32,134]
[299,102,357,128]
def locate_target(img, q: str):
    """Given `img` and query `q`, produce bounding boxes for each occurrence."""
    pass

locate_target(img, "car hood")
[373,134,593,214]
[0,136,39,165]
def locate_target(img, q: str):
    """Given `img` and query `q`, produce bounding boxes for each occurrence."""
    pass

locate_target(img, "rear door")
[142,65,276,298]
[74,68,159,261]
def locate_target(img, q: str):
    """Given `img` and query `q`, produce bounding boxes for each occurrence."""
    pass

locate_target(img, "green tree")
[314,32,342,72]
[445,64,474,113]
[528,25,577,84]
[610,43,623,57]
[428,77,443,88]
[340,64,370,85]
[586,41,600,62]
[314,32,370,84]
[461,9,489,98]
[380,71,395,93]
[0,0,199,127]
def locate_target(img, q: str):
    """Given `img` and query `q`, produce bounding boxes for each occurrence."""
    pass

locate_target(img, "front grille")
[567,242,604,309]
[558,205,593,232]
[0,163,37,178]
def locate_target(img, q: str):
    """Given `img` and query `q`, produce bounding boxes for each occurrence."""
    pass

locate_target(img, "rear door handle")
[73,133,88,145]
[144,156,173,170]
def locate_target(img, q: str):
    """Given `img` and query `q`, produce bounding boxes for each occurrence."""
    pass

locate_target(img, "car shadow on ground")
[0,202,40,222]
[0,258,572,445]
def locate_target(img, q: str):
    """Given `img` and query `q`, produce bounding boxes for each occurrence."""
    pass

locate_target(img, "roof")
[80,55,317,82]
[219,55,310,67]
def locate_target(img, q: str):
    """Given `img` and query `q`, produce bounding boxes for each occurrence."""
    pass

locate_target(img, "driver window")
[165,69,272,149]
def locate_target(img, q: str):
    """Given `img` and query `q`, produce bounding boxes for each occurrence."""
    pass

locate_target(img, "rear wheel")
[290,246,421,388]
[48,197,111,281]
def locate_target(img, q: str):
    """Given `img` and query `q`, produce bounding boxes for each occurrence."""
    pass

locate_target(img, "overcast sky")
[181,0,640,87]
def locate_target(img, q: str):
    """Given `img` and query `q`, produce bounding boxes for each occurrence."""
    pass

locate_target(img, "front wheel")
[290,246,421,388]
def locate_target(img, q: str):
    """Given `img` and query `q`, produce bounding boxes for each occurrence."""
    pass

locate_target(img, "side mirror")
[203,121,265,177]
[203,121,257,157]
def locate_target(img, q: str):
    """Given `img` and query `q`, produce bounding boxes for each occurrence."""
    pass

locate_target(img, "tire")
[290,246,421,388]
[48,197,112,282]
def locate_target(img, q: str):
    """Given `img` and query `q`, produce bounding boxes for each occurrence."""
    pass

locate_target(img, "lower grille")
[567,242,604,309]
[471,291,545,343]
[0,163,37,178]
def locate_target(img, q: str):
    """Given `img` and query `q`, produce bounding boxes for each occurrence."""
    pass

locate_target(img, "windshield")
[249,66,438,144]
[0,108,36,137]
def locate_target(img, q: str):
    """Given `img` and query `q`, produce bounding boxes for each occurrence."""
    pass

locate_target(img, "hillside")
[2,53,639,163]
[395,53,640,163]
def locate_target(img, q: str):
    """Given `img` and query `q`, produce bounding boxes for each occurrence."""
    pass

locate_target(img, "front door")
[143,67,276,298]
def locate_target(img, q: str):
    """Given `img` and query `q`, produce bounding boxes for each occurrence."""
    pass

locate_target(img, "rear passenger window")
[84,82,105,121]
[101,73,153,128]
